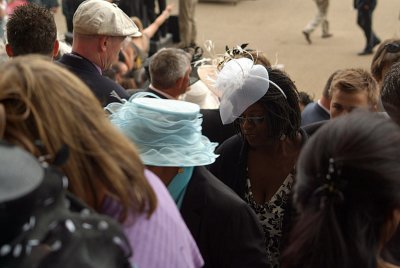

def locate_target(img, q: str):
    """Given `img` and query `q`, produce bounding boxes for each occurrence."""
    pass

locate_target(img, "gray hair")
[149,48,191,89]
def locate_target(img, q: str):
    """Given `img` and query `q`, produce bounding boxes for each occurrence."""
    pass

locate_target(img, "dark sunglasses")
[385,43,400,53]
[235,116,265,125]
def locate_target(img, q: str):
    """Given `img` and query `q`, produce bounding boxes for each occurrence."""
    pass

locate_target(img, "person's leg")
[357,7,379,54]
[369,6,380,49]
[357,8,370,52]
[190,0,197,46]
[303,0,324,35]
[179,0,196,47]
[158,0,166,13]
[157,0,167,36]
[145,0,156,23]
[62,0,74,33]
[179,0,187,46]
[303,0,329,43]
[320,0,331,37]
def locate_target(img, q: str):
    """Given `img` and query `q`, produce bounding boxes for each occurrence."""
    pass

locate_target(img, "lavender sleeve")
[102,169,204,268]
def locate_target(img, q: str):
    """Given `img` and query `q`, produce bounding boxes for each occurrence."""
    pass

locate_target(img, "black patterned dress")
[244,172,294,268]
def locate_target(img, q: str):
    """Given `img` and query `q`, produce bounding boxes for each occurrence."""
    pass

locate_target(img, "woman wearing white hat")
[209,58,306,267]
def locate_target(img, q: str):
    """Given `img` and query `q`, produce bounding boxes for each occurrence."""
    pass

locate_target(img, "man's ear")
[98,36,108,52]
[5,44,14,57]
[175,76,184,89]
[52,40,59,58]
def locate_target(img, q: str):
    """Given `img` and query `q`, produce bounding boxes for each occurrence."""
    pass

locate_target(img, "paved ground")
[55,0,400,97]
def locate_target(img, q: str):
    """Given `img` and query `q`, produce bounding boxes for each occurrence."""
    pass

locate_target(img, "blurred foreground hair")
[0,55,156,221]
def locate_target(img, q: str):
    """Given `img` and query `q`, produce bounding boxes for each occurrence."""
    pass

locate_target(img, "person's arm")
[142,4,173,39]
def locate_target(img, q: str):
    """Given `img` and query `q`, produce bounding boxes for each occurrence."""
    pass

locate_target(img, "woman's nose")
[241,118,254,129]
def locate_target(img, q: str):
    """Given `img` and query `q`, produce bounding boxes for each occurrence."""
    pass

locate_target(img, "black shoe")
[302,31,312,44]
[358,38,381,56]
[371,38,381,50]
[357,49,373,56]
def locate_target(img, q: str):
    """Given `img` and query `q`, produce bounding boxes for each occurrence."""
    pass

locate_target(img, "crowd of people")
[1,0,400,267]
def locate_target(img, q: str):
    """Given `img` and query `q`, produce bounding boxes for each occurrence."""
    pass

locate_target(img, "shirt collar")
[149,85,176,99]
[317,99,330,113]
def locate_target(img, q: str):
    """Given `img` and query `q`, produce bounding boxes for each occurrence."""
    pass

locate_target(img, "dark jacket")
[301,102,330,126]
[208,134,248,198]
[354,0,377,9]
[303,120,327,137]
[181,166,269,268]
[58,53,129,106]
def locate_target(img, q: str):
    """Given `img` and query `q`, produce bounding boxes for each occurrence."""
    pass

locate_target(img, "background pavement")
[55,0,400,97]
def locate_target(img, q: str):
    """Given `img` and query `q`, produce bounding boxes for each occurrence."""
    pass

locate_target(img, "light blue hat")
[106,98,218,167]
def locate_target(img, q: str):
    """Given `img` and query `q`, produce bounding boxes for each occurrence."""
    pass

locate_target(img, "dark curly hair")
[6,4,57,56]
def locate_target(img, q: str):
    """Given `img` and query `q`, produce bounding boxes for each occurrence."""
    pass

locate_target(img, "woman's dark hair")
[240,67,300,141]
[282,112,400,268]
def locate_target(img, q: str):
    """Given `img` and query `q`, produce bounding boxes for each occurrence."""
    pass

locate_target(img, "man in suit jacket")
[58,0,139,106]
[301,69,338,126]
[146,47,192,99]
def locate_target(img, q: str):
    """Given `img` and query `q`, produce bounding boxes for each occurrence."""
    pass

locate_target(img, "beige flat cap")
[73,0,142,37]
